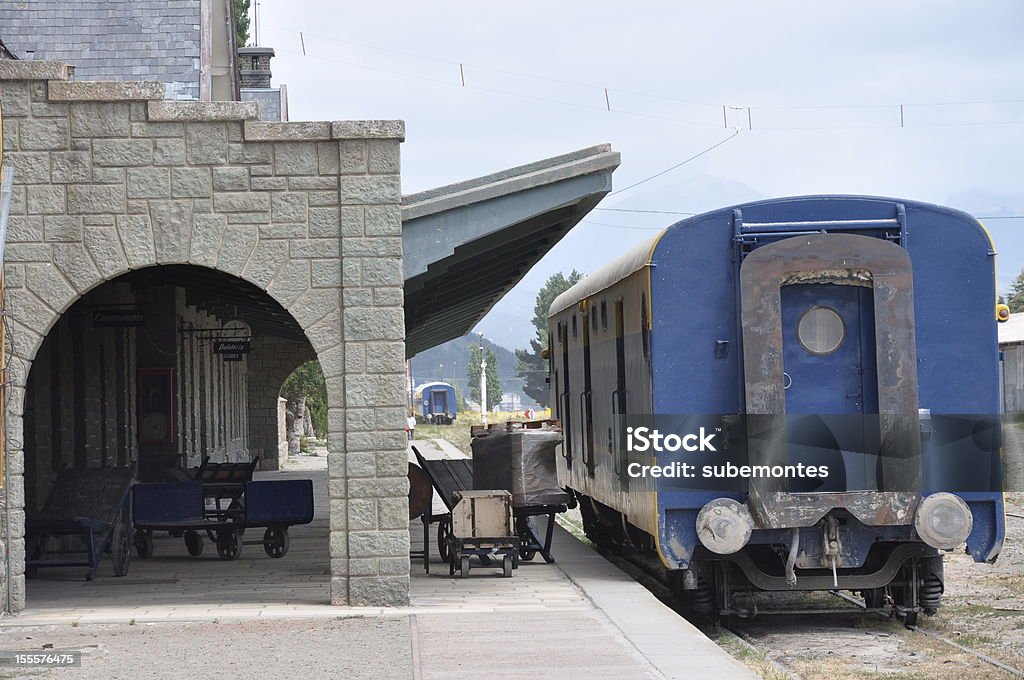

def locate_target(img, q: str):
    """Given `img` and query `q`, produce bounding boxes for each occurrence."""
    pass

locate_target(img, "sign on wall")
[92,307,145,327]
[213,339,250,354]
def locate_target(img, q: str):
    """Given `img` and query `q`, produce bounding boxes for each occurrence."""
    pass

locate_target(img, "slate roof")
[0,1,201,98]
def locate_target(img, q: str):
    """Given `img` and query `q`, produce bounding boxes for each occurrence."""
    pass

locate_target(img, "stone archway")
[0,64,409,612]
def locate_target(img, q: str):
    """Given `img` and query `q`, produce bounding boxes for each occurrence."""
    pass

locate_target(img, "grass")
[413,421,474,455]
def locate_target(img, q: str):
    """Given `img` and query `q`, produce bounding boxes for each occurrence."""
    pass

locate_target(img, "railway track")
[588,538,1024,679]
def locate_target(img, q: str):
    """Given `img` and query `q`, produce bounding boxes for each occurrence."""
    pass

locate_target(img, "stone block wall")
[0,60,410,612]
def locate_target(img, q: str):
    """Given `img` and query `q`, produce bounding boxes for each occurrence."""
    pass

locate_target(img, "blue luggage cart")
[132,479,314,560]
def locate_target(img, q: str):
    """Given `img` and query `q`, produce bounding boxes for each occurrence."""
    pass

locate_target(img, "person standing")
[407,413,417,441]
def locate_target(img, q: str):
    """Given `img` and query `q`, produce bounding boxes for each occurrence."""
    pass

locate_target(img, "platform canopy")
[402,144,620,357]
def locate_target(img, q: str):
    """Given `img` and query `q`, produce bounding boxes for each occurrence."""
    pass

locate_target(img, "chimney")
[238,46,275,89]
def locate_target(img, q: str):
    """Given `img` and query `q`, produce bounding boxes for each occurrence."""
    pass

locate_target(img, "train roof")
[549,234,661,316]
[999,314,1024,345]
[547,195,991,319]
[414,381,455,393]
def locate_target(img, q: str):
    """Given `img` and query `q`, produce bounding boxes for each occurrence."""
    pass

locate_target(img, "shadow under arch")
[15,262,334,606]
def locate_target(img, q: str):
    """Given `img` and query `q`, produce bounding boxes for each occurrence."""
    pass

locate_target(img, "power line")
[609,130,741,196]
[596,208,696,215]
[582,220,663,231]
[265,22,1024,122]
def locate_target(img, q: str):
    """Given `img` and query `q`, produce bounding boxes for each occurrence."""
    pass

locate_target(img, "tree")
[515,270,583,407]
[234,0,252,46]
[1008,268,1024,313]
[280,361,326,453]
[467,344,502,411]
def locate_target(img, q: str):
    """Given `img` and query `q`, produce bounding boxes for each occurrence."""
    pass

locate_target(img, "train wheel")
[862,588,886,609]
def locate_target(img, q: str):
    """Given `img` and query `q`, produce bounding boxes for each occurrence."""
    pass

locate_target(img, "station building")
[0,16,618,613]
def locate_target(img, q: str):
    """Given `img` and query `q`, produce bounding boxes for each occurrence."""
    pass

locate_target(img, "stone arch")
[0,70,409,613]
[7,258,345,609]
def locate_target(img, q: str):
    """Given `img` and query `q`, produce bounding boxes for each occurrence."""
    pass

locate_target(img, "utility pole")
[478,332,486,425]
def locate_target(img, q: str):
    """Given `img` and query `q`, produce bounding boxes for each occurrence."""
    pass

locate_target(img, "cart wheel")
[184,530,204,557]
[111,524,131,577]
[502,554,513,578]
[460,555,470,578]
[519,546,537,561]
[134,529,154,559]
[264,527,290,558]
[216,530,243,560]
[437,520,451,563]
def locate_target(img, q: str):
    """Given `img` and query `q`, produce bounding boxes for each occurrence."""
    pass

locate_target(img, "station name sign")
[213,339,250,355]
[92,308,145,327]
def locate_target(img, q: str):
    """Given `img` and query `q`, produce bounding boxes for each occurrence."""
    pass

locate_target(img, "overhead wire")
[608,130,741,196]
[265,23,1024,129]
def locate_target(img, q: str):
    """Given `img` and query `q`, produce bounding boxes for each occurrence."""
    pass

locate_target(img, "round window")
[797,306,845,355]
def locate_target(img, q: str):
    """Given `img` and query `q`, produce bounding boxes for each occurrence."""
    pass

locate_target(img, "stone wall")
[0,60,410,612]
[246,335,316,471]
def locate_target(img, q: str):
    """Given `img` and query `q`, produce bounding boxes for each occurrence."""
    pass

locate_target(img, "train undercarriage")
[575,491,944,626]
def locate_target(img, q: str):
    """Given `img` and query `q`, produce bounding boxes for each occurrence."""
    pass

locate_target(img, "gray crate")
[471,427,570,507]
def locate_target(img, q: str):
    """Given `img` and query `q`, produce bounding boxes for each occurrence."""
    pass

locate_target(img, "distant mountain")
[410,334,532,406]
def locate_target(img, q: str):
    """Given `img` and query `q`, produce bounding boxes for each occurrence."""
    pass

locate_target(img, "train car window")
[592,309,598,331]
[572,314,577,340]
[797,306,846,355]
[601,300,608,330]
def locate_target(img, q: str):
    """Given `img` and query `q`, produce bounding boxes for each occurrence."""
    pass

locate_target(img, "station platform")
[2,442,755,679]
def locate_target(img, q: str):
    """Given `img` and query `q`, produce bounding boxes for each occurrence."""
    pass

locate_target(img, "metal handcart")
[132,478,313,560]
[411,441,569,571]
[25,464,136,581]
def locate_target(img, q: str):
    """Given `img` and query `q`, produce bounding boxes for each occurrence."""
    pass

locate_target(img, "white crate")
[451,490,513,539]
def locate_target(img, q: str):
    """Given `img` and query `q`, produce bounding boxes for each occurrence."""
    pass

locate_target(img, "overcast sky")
[257,0,1024,350]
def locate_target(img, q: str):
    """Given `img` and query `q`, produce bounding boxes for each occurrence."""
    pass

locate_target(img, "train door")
[581,308,596,476]
[612,299,627,490]
[558,320,573,469]
[781,283,879,490]
[430,389,449,415]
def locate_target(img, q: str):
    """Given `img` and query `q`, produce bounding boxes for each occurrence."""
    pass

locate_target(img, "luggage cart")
[132,479,313,560]
[25,464,136,581]
[411,446,568,571]
[448,490,519,578]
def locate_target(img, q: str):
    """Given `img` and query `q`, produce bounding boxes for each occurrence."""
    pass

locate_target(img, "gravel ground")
[0,617,411,680]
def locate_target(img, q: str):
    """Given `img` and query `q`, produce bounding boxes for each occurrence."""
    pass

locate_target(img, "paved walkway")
[3,441,755,679]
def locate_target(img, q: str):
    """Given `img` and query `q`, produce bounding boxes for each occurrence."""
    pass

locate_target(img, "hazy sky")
[256,0,1024,350]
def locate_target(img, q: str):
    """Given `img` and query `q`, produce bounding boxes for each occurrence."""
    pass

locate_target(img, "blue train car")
[549,195,1006,623]
[415,382,458,425]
